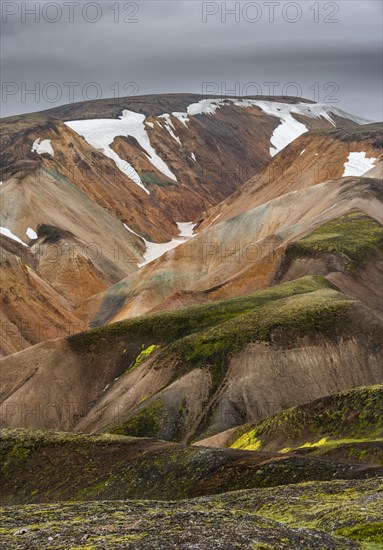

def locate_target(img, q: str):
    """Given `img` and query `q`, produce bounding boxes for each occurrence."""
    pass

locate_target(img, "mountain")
[1,95,373,356]
[0,94,382,549]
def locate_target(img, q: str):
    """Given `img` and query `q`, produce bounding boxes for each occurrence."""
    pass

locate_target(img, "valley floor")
[1,478,382,549]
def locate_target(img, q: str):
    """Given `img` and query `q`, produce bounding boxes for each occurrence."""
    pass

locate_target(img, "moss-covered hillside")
[227,385,383,464]
[76,276,359,438]
[1,429,381,506]
[288,212,383,271]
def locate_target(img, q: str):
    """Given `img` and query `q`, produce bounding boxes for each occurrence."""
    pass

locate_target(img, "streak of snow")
[145,122,154,128]
[26,228,38,240]
[159,114,182,147]
[124,221,196,268]
[300,149,306,155]
[31,138,54,156]
[342,152,377,177]
[0,227,27,246]
[66,110,178,193]
[191,153,196,162]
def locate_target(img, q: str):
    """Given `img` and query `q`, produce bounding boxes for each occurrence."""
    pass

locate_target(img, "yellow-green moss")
[288,212,383,271]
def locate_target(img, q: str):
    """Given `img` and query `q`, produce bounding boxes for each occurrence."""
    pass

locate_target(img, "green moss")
[231,429,262,451]
[109,400,165,437]
[288,212,383,271]
[139,171,176,186]
[69,276,335,352]
[1,446,30,476]
[336,522,383,544]
[227,385,383,452]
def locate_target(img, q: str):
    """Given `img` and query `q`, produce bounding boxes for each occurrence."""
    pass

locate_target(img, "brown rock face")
[0,235,85,357]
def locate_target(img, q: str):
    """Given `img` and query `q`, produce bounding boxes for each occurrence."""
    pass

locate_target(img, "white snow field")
[124,222,196,268]
[31,138,54,156]
[66,110,178,194]
[342,152,377,177]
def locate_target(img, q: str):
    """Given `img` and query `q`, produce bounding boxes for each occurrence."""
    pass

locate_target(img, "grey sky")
[1,0,382,119]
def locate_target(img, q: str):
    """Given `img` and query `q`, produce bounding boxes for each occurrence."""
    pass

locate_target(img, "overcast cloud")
[1,0,382,119]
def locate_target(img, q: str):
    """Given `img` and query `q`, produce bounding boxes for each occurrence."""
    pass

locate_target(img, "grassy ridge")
[227,385,383,460]
[288,213,383,271]
[71,277,357,439]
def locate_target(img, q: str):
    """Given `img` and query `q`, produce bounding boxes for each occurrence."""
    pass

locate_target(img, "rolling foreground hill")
[0,94,382,549]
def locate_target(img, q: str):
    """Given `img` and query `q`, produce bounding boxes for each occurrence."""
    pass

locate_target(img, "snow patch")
[0,227,27,246]
[124,221,196,268]
[191,153,196,162]
[236,101,322,156]
[177,222,196,238]
[26,227,38,240]
[31,138,54,156]
[187,99,223,116]
[342,152,377,177]
[300,149,306,156]
[172,112,190,126]
[66,110,178,193]
[145,122,154,128]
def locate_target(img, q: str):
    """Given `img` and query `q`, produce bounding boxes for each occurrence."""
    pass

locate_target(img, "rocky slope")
[2,478,382,549]
[0,234,85,356]
[85,177,383,325]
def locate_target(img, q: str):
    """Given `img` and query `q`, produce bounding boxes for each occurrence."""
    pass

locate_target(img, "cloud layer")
[1,1,382,119]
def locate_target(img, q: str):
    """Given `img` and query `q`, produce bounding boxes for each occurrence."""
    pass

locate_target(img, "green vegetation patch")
[336,522,383,545]
[288,212,383,271]
[227,384,383,452]
[109,399,165,438]
[130,344,160,371]
[139,170,176,186]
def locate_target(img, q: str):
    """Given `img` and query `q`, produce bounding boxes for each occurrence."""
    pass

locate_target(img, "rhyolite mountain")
[0,94,378,355]
[0,94,382,549]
